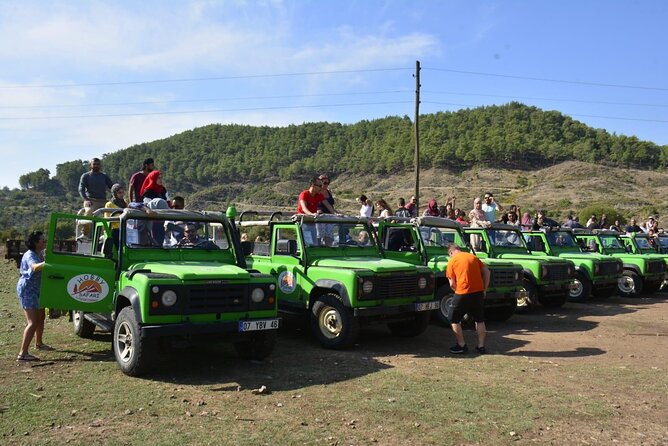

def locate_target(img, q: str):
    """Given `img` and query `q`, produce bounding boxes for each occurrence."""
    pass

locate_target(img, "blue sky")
[0,0,666,188]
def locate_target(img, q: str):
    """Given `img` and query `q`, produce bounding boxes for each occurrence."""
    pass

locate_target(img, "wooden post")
[414,60,421,214]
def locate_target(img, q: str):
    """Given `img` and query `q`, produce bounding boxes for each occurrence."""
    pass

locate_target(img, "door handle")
[48,275,64,280]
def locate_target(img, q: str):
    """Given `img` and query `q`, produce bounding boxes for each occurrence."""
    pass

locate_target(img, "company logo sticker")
[67,274,110,303]
[277,271,296,294]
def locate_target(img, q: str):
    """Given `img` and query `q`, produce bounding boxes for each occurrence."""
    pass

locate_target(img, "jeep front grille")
[647,260,665,274]
[597,261,619,276]
[187,285,248,314]
[375,273,419,299]
[545,264,571,281]
[490,268,520,288]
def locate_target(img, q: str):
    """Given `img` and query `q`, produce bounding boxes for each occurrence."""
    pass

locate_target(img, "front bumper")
[537,282,571,296]
[140,318,280,338]
[354,299,439,317]
[484,290,522,308]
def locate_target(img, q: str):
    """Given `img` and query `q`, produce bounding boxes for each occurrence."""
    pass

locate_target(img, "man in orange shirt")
[445,244,490,354]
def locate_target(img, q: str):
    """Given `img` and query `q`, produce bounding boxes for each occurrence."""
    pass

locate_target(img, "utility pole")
[414,60,421,214]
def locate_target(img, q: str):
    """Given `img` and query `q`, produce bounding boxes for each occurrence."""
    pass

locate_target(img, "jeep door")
[380,224,422,264]
[272,225,309,310]
[40,214,116,312]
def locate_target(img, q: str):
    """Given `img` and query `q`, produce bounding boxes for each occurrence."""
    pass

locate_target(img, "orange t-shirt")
[445,251,485,295]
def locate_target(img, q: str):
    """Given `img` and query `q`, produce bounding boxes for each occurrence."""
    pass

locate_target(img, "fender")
[314,279,351,307]
[116,286,142,323]
[622,264,642,276]
[574,265,591,280]
[523,269,538,286]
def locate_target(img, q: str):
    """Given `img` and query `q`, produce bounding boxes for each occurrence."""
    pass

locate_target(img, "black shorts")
[448,291,485,324]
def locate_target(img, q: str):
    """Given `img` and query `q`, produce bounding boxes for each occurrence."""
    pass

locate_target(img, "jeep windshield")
[598,234,625,252]
[633,236,656,253]
[418,225,463,249]
[124,217,229,250]
[301,222,376,248]
[489,229,525,249]
[546,231,580,249]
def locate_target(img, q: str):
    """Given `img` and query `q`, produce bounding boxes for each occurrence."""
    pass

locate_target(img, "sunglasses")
[322,181,330,185]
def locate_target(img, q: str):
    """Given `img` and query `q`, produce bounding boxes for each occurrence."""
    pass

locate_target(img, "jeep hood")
[497,254,570,265]
[309,257,418,272]
[129,261,249,280]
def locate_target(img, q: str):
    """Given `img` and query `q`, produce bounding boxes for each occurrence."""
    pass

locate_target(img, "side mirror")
[276,239,298,256]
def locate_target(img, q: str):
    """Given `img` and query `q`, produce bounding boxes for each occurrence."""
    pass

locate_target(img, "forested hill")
[18,102,668,195]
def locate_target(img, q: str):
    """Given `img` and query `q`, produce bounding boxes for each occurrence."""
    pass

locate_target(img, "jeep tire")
[113,306,155,376]
[618,270,642,297]
[234,330,277,360]
[569,271,591,303]
[434,285,454,326]
[517,277,538,311]
[72,311,96,338]
[310,293,359,349]
[387,311,430,337]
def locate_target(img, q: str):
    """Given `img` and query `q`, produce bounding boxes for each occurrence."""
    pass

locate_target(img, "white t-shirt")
[360,204,373,217]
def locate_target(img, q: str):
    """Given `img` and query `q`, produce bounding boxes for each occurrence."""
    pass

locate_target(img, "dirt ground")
[1,243,667,445]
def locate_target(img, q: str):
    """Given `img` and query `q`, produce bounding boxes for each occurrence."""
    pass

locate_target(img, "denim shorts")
[17,292,39,310]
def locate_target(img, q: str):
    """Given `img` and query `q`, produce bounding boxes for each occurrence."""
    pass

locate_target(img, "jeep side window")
[275,228,301,256]
[52,217,105,258]
[386,228,415,251]
[528,235,545,252]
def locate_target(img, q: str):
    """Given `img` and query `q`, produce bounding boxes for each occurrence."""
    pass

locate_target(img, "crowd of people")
[294,178,660,235]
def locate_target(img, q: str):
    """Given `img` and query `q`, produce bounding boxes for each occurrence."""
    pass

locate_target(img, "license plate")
[415,301,439,312]
[238,319,280,332]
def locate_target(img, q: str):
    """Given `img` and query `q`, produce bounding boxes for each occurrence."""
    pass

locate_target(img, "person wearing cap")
[128,158,155,203]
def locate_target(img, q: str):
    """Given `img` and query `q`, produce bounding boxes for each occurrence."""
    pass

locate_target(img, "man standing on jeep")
[445,244,490,354]
[297,177,337,215]
[78,158,113,214]
[482,192,503,222]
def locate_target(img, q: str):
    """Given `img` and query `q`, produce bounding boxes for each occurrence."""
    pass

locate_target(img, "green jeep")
[376,216,524,324]
[237,212,437,349]
[40,208,279,376]
[523,228,623,301]
[618,232,668,291]
[573,229,666,296]
[464,224,575,308]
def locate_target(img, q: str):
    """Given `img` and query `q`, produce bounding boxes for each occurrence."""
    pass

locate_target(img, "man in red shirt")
[297,177,337,215]
[128,158,155,203]
[445,244,490,354]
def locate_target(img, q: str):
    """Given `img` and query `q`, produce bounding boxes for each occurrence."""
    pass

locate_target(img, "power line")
[423,90,668,108]
[0,90,412,109]
[422,101,668,124]
[0,67,412,89]
[0,100,413,120]
[424,67,668,92]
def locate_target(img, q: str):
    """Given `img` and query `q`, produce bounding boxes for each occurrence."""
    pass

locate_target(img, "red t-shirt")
[297,190,324,214]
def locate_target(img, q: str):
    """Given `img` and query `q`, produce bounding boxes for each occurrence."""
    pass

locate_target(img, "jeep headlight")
[541,265,549,278]
[362,280,373,294]
[251,288,265,303]
[418,277,428,289]
[514,271,520,281]
[593,263,600,275]
[567,266,574,276]
[161,290,177,307]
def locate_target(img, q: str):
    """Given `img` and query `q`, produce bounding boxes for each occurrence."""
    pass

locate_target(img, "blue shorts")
[17,292,39,310]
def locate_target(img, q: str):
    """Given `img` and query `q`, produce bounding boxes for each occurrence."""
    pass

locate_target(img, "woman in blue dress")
[16,231,51,361]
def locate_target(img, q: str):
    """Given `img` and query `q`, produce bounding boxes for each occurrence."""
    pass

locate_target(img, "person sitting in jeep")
[176,223,215,249]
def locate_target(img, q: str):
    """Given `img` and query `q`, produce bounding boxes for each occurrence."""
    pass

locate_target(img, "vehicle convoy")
[573,229,666,296]
[236,212,438,349]
[618,232,668,291]
[463,224,575,308]
[40,208,279,376]
[523,228,623,301]
[376,216,524,324]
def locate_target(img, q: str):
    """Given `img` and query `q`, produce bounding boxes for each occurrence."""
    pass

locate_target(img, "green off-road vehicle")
[40,208,279,376]
[376,216,524,324]
[618,232,668,291]
[573,229,666,296]
[237,212,438,349]
[523,228,623,301]
[464,224,575,308]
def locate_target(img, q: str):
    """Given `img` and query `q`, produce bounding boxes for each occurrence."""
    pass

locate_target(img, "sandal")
[36,344,54,351]
[16,353,40,362]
